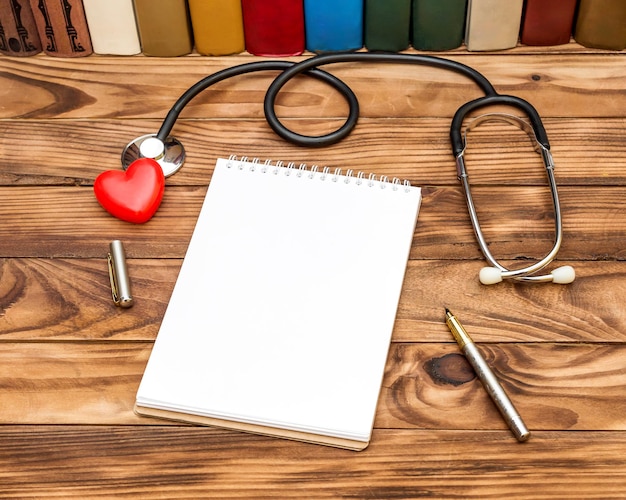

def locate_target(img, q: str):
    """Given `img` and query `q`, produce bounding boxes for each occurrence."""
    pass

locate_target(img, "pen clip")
[107,240,133,308]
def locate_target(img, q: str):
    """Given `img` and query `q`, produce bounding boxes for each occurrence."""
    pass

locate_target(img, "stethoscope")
[113,52,575,285]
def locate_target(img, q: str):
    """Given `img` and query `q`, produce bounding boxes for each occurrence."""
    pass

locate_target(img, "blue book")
[304,0,364,52]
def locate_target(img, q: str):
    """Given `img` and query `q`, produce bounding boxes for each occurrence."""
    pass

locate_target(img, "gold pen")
[445,308,530,442]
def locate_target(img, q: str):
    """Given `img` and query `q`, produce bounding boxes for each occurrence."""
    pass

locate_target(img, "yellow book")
[188,0,245,56]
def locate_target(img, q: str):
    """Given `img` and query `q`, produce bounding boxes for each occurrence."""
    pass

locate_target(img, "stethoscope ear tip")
[479,265,575,285]
[479,267,504,285]
[550,265,576,284]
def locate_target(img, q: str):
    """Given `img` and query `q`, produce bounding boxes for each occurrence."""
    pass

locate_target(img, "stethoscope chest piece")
[121,134,186,177]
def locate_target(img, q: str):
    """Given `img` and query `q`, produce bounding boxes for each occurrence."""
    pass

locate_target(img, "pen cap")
[108,240,134,308]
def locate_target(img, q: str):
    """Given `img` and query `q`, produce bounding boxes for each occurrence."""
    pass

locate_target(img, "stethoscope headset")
[110,52,575,285]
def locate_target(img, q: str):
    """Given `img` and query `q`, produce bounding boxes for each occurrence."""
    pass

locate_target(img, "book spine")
[411,0,466,51]
[363,0,410,52]
[241,0,304,57]
[133,0,193,56]
[465,0,523,51]
[304,0,363,53]
[574,0,626,51]
[188,0,244,56]
[83,0,141,55]
[28,0,92,57]
[0,0,42,56]
[520,0,577,47]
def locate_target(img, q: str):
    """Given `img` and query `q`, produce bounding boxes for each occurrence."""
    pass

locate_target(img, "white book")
[135,156,422,450]
[465,0,524,51]
[83,0,141,55]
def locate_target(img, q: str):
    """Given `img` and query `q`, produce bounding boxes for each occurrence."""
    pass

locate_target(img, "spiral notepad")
[135,156,422,450]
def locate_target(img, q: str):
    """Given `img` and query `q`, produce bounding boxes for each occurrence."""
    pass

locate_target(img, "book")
[411,0,467,51]
[188,0,244,56]
[0,0,42,56]
[241,0,305,57]
[520,0,577,47]
[304,0,364,53]
[135,156,422,450]
[133,0,193,57]
[364,0,411,52]
[27,0,92,57]
[574,0,626,51]
[82,0,141,55]
[465,0,523,51]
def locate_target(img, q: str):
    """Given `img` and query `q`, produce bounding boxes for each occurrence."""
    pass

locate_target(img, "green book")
[364,0,411,52]
[411,0,467,51]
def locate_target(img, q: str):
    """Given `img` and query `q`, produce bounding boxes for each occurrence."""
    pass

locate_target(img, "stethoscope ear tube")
[452,105,574,285]
[450,95,550,157]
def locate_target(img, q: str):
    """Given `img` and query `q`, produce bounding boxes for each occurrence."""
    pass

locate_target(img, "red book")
[241,0,305,56]
[521,0,577,46]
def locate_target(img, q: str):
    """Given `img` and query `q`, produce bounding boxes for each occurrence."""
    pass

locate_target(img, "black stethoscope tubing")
[155,52,549,155]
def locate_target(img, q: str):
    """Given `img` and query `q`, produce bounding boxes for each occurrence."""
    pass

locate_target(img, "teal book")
[412,0,467,51]
[364,0,411,52]
[304,0,364,53]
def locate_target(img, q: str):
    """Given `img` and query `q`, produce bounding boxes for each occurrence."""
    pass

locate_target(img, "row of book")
[2,0,626,58]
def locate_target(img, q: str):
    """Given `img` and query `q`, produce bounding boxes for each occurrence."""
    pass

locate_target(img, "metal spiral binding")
[225,155,412,192]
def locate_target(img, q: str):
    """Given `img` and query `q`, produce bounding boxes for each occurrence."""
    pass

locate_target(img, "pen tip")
[444,307,451,316]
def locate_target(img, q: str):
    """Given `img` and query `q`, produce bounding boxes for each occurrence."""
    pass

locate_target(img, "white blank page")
[136,157,421,444]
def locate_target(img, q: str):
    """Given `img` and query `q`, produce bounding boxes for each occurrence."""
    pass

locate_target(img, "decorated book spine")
[0,0,42,56]
[28,0,92,57]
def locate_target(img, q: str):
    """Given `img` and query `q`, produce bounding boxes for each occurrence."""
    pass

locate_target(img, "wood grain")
[0,185,624,260]
[2,259,624,343]
[2,52,626,120]
[1,342,624,431]
[1,47,625,498]
[0,427,624,499]
[2,118,626,187]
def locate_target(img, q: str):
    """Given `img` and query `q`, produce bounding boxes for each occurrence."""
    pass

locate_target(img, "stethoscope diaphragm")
[121,134,186,178]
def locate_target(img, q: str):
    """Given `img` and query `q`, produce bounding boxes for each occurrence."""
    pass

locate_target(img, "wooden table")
[1,44,625,498]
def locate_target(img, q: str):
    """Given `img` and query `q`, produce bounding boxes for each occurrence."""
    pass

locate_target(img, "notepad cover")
[135,157,421,450]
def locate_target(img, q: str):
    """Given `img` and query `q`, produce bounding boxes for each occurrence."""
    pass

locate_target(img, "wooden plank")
[1,342,624,430]
[1,118,626,187]
[1,53,625,120]
[2,259,624,343]
[0,426,625,498]
[0,185,623,259]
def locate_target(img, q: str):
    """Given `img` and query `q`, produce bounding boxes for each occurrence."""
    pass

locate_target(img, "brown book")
[133,0,193,57]
[0,0,42,56]
[28,0,92,57]
[574,0,626,50]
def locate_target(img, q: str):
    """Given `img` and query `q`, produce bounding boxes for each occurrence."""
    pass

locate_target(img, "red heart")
[94,158,165,224]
